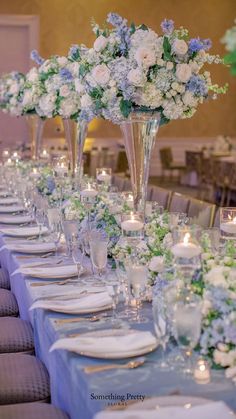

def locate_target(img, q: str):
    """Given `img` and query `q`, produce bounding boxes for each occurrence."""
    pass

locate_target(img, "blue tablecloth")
[0,234,236,419]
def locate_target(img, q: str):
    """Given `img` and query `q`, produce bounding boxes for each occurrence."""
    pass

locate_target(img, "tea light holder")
[121,211,144,242]
[41,149,50,160]
[121,192,134,209]
[171,227,202,259]
[194,359,211,384]
[96,168,112,185]
[220,207,236,240]
[31,167,40,180]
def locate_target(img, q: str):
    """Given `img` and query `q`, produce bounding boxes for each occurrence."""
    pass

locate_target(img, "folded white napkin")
[0,197,20,205]
[20,264,77,279]
[4,241,56,254]
[0,190,10,197]
[0,226,48,237]
[0,215,32,224]
[0,205,25,213]
[93,401,234,419]
[28,282,106,299]
[50,330,157,356]
[30,291,113,314]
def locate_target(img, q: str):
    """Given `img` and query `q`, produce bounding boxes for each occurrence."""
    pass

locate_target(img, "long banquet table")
[0,232,236,419]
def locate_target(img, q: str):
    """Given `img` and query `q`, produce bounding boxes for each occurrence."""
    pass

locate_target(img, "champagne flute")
[71,240,84,279]
[50,221,62,257]
[89,232,108,278]
[35,208,46,241]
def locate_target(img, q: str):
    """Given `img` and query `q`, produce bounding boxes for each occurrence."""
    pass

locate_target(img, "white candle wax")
[220,222,236,234]
[171,242,201,258]
[194,361,210,384]
[97,173,111,183]
[121,219,143,232]
[80,189,98,198]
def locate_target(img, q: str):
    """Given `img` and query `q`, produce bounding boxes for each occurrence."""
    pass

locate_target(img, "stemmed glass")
[173,293,202,375]
[35,208,46,241]
[71,239,85,279]
[89,231,108,279]
[126,259,148,323]
[152,295,172,370]
[50,221,62,257]
[80,182,98,230]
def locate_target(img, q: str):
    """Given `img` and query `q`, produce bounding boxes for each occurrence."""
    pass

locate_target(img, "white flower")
[205,266,230,288]
[172,39,188,56]
[93,35,108,52]
[166,61,174,70]
[201,298,212,316]
[149,256,164,272]
[75,79,85,94]
[37,93,56,117]
[127,68,145,87]
[8,82,19,95]
[27,67,39,83]
[59,85,71,97]
[182,91,198,107]
[57,56,68,66]
[135,83,163,108]
[80,94,93,108]
[59,96,78,118]
[135,47,156,68]
[91,64,110,86]
[176,63,192,83]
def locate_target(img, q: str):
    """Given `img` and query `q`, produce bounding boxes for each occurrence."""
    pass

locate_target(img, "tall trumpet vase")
[62,118,88,180]
[26,114,45,160]
[120,111,161,213]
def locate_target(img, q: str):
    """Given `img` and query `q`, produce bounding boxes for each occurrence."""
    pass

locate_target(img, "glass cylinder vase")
[62,118,88,180]
[120,111,160,213]
[25,114,45,160]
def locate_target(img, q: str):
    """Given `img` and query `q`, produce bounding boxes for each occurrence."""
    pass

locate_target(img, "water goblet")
[152,295,172,370]
[35,208,46,241]
[71,240,85,279]
[89,232,108,279]
[126,260,148,323]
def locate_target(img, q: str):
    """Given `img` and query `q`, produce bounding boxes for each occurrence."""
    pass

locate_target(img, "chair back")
[213,207,220,227]
[112,175,125,191]
[185,151,203,174]
[159,148,173,170]
[150,186,171,209]
[123,178,132,191]
[168,192,190,213]
[116,150,129,174]
[188,198,215,228]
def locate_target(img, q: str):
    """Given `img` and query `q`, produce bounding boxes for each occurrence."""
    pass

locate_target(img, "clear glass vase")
[26,114,45,160]
[120,111,161,213]
[62,118,88,179]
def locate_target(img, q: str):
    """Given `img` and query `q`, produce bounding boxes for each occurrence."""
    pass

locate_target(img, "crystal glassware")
[152,295,172,370]
[220,207,236,240]
[35,208,46,241]
[173,293,202,375]
[89,232,108,278]
[71,239,84,279]
[126,260,148,323]
[121,211,144,246]
[96,168,112,187]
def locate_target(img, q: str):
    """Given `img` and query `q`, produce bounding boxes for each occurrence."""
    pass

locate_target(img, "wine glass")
[152,295,172,370]
[50,221,62,257]
[35,208,46,241]
[89,232,108,278]
[71,240,84,279]
[126,259,148,323]
[173,293,202,375]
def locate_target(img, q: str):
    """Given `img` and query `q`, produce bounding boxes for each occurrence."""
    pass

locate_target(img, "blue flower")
[68,44,80,60]
[46,176,55,194]
[188,37,212,53]
[107,13,127,28]
[186,75,208,97]
[225,324,236,345]
[59,68,73,82]
[30,50,44,65]
[160,19,174,34]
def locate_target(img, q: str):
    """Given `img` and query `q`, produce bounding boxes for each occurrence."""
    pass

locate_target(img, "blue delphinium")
[188,37,212,53]
[107,13,130,55]
[46,176,56,194]
[30,49,44,65]
[160,19,174,35]
[107,13,127,28]
[59,68,73,82]
[68,44,80,61]
[186,75,208,97]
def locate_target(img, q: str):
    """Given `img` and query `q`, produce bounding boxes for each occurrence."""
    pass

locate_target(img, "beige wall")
[0,0,235,139]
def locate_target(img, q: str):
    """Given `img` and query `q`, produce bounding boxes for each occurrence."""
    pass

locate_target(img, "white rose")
[27,67,39,83]
[135,47,156,67]
[91,64,110,86]
[59,85,71,97]
[172,39,188,56]
[201,298,212,316]
[205,266,230,288]
[59,98,77,118]
[8,83,19,95]
[57,56,68,66]
[176,63,192,83]
[93,35,108,52]
[80,94,93,108]
[22,90,34,107]
[182,91,198,107]
[127,68,144,86]
[38,93,56,116]
[149,256,164,273]
[166,61,174,70]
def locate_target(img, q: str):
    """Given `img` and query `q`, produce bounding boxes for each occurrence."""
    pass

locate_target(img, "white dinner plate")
[0,226,48,237]
[21,264,77,279]
[70,329,158,359]
[7,241,56,254]
[0,215,32,225]
[0,205,25,213]
[0,197,20,205]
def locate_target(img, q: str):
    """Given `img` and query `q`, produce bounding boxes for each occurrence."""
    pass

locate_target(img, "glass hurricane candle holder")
[52,156,69,178]
[121,211,144,243]
[80,182,98,229]
[171,226,202,283]
[220,207,236,240]
[194,358,211,384]
[96,168,112,186]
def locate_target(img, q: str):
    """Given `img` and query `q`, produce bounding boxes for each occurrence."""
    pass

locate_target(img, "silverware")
[83,358,145,374]
[22,259,64,269]
[30,277,77,287]
[55,313,111,324]
[16,252,55,259]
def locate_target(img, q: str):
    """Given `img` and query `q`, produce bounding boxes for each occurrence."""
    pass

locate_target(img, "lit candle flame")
[183,232,190,245]
[101,170,106,175]
[228,215,236,223]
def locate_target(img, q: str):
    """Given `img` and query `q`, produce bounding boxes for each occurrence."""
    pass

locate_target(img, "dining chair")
[0,317,34,355]
[123,178,132,191]
[0,289,18,317]
[168,192,190,213]
[188,198,216,228]
[0,269,10,290]
[150,186,171,209]
[213,206,220,228]
[112,176,126,192]
[0,403,69,419]
[159,147,185,181]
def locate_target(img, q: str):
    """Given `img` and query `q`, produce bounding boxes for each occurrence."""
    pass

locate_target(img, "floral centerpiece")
[222,19,236,75]
[63,193,86,221]
[75,13,227,211]
[0,71,25,116]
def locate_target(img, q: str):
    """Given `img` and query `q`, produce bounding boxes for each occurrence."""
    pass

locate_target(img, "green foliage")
[120,98,132,118]
[163,36,172,61]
